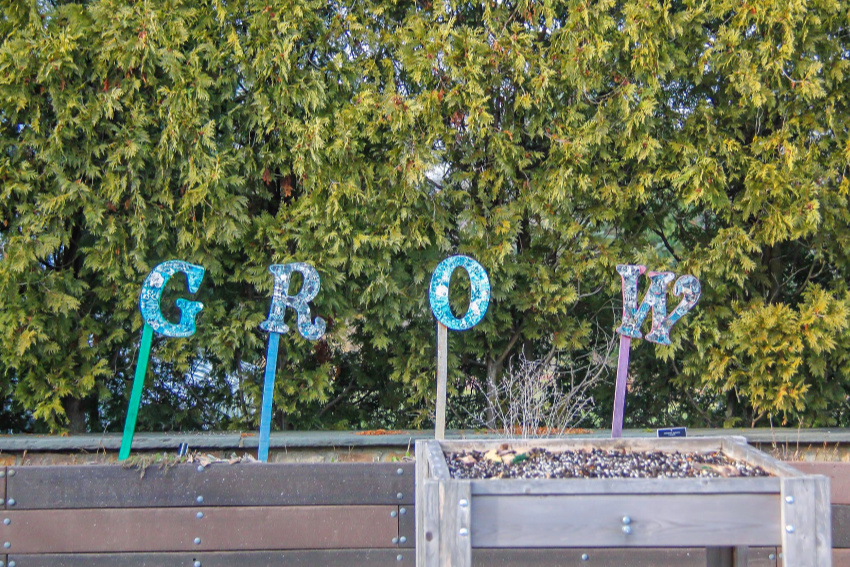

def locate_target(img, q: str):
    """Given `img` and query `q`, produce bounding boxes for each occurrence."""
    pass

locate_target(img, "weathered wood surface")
[792,462,850,505]
[415,442,430,567]
[438,437,726,455]
[419,480,441,567]
[833,505,850,547]
[3,548,780,567]
[1,467,6,504]
[471,494,781,548]
[470,477,781,496]
[5,463,414,508]
[424,440,451,480]
[399,505,414,548]
[439,481,471,567]
[721,438,804,478]
[0,506,398,553]
[435,322,448,441]
[7,550,415,566]
[781,476,832,567]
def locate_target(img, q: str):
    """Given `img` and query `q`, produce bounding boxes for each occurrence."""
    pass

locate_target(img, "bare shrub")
[474,334,616,439]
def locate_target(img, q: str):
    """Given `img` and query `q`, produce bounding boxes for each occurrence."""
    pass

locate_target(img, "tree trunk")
[485,358,503,429]
[62,397,88,433]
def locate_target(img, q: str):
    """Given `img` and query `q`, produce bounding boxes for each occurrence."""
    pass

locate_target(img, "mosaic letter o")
[429,255,490,331]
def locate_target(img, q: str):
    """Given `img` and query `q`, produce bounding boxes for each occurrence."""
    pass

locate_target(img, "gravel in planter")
[446,445,770,480]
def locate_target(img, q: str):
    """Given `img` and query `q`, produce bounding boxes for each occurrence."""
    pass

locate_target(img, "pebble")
[446,448,770,480]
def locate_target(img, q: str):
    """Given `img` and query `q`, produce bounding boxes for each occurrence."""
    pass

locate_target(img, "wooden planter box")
[415,437,831,567]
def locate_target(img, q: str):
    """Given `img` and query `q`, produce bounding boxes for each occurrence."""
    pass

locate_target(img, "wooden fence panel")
[5,463,414,509]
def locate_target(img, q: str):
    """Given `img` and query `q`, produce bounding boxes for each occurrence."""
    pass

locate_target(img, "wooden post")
[439,480,471,567]
[781,476,832,567]
[611,335,631,438]
[435,322,448,440]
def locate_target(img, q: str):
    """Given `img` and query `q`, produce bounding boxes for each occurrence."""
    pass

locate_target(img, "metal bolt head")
[622,526,632,535]
[399,536,407,544]
[459,499,469,508]
[8,561,14,567]
[194,562,201,567]
[392,537,399,544]
[8,470,14,477]
[6,499,15,507]
[0,471,4,478]
[786,525,795,534]
[622,516,631,525]
[3,542,10,549]
[397,555,403,562]
[397,468,404,475]
[3,518,9,525]
[196,512,204,519]
[399,507,407,515]
[459,528,469,537]
[196,495,204,504]
[197,465,204,472]
[194,537,202,545]
[785,495,795,504]
[769,554,776,561]
[581,554,590,561]
[391,511,398,518]
[396,492,403,500]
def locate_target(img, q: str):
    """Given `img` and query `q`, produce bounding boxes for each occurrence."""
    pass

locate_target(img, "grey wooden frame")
[415,437,831,567]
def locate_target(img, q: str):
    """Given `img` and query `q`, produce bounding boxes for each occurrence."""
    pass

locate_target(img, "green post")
[119,323,154,461]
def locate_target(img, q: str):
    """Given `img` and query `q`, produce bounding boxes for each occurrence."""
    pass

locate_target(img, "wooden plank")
[781,476,829,567]
[0,506,398,553]
[415,441,430,566]
[6,463,414,508]
[835,548,850,567]
[470,547,778,566]
[816,476,834,566]
[471,494,781,548]
[398,505,414,548]
[1,467,6,505]
[706,547,733,567]
[426,440,451,480]
[471,477,781,496]
[420,480,441,567]
[791,462,850,505]
[439,480,471,567]
[436,322,448,441]
[439,437,725,455]
[8,550,414,566]
[833,505,850,547]
[721,439,803,478]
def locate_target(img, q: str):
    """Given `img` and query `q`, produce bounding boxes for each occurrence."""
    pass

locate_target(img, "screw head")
[459,528,469,537]
[396,492,403,500]
[397,468,404,475]
[196,495,204,504]
[622,516,631,525]
[6,499,15,507]
[8,561,14,567]
[3,542,10,549]
[581,553,590,561]
[194,537,202,545]
[194,562,202,567]
[0,471,4,478]
[196,512,204,519]
[397,555,403,562]
[622,526,632,535]
[3,518,9,525]
[786,525,795,534]
[459,499,469,508]
[785,495,795,504]
[391,511,398,518]
[399,536,407,544]
[399,507,407,515]
[769,554,776,560]
[392,537,398,544]
[197,465,204,472]
[8,470,14,477]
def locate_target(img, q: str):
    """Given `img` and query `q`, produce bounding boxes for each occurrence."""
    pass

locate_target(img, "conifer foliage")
[0,0,848,432]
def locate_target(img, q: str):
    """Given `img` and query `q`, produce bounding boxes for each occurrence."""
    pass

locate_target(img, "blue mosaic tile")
[429,255,490,331]
[259,263,326,340]
[139,260,205,338]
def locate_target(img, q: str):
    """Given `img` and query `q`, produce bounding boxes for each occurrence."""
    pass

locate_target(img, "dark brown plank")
[398,505,414,548]
[836,548,850,567]
[1,506,398,553]
[472,547,778,566]
[8,550,414,567]
[792,462,850,505]
[833,504,850,548]
[6,463,414,508]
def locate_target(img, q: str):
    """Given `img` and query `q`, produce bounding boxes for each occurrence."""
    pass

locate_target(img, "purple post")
[611,335,632,438]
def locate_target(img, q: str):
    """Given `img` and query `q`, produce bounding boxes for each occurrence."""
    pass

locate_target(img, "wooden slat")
[817,476,834,566]
[781,476,831,566]
[721,439,803,478]
[471,547,778,566]
[425,440,451,480]
[420,480,441,567]
[439,481,471,567]
[833,505,850,548]
[791,462,850,505]
[471,477,780,496]
[415,441,430,566]
[6,463,414,508]
[835,548,850,567]
[0,506,398,553]
[1,467,6,505]
[439,437,725,455]
[471,494,781,548]
[399,505,414,548]
[8,550,414,566]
